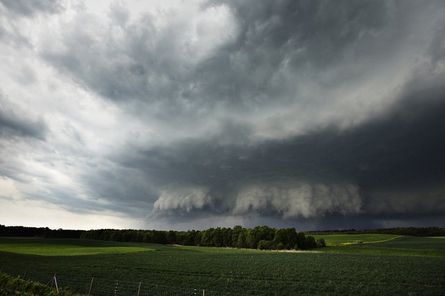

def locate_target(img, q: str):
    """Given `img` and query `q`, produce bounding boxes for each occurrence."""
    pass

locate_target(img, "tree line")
[0,225,82,238]
[80,226,326,250]
[0,224,324,250]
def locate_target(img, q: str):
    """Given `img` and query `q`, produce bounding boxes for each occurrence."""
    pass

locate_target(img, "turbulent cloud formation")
[154,187,214,214]
[233,182,361,218]
[0,0,444,230]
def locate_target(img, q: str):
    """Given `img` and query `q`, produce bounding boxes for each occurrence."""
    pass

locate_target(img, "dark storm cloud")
[118,74,445,223]
[0,0,62,16]
[40,0,444,145]
[1,0,445,229]
[37,0,442,227]
[202,0,400,100]
[79,165,159,217]
[41,0,404,114]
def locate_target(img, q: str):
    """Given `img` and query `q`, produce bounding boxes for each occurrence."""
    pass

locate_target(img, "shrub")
[258,240,274,250]
[316,238,326,248]
[0,272,73,296]
[304,236,317,249]
[276,242,285,250]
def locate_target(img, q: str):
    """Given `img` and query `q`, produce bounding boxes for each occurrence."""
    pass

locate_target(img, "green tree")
[316,238,326,248]
[237,230,247,248]
[295,232,306,249]
[257,240,274,250]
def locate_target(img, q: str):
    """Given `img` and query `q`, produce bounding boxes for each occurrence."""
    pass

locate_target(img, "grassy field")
[311,233,400,246]
[314,234,445,257]
[0,236,444,295]
[0,238,152,256]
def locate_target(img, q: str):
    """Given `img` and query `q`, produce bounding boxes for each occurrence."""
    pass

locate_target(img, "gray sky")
[1,0,444,230]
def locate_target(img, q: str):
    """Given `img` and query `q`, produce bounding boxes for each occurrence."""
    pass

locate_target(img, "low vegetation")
[0,272,72,296]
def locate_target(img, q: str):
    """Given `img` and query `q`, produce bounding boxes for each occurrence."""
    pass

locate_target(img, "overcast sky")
[1,0,444,230]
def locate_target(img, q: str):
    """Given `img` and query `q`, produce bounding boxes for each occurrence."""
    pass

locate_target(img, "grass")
[317,235,445,257]
[0,271,74,296]
[0,236,444,295]
[0,238,153,256]
[311,233,400,246]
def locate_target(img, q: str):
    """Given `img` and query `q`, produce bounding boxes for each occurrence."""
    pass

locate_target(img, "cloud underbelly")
[234,182,362,218]
[152,181,362,219]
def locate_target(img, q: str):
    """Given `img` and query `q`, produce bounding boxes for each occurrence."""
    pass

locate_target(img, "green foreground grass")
[0,272,73,296]
[0,236,444,295]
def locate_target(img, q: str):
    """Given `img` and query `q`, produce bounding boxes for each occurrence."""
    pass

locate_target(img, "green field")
[0,236,444,295]
[311,233,400,246]
[0,238,152,256]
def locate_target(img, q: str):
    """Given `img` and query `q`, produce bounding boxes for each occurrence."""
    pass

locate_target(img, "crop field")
[0,236,444,295]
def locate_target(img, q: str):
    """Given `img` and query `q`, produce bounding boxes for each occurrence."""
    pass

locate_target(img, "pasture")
[0,236,444,295]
